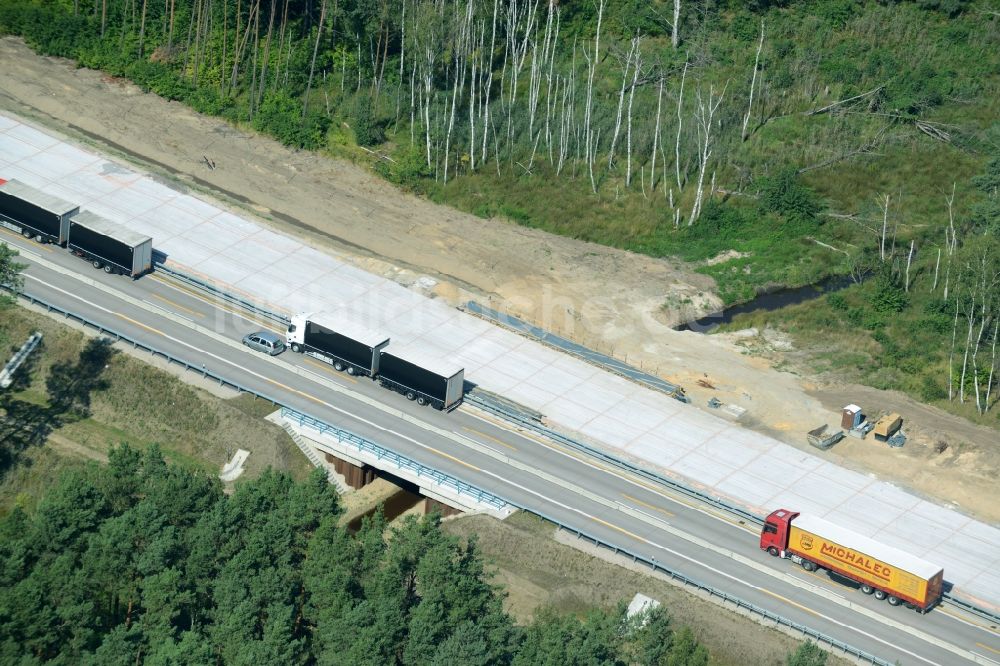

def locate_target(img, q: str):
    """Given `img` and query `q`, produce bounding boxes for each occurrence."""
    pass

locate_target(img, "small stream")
[675,274,860,333]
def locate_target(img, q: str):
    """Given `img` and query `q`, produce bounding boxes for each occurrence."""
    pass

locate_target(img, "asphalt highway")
[4,230,999,666]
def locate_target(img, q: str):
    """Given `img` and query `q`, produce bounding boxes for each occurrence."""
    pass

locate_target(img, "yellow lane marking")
[148,274,283,333]
[622,493,675,518]
[424,445,482,472]
[261,374,481,471]
[939,606,1000,634]
[465,427,518,452]
[304,357,358,383]
[150,292,204,317]
[977,642,1000,655]
[472,410,743,528]
[759,588,824,620]
[589,515,645,541]
[115,312,167,337]
[265,377,326,406]
[0,227,54,251]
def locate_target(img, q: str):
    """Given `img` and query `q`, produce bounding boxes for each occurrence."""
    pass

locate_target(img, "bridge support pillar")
[325,452,377,489]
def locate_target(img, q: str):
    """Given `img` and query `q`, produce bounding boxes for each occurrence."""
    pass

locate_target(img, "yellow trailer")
[761,509,944,611]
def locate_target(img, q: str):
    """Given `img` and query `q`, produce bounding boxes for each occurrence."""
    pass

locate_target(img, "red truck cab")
[760,508,798,556]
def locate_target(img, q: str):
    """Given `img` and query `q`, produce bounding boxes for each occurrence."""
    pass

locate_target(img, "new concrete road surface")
[3,113,999,611]
[3,232,998,666]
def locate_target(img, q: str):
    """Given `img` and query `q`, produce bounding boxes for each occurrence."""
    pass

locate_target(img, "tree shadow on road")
[0,337,116,478]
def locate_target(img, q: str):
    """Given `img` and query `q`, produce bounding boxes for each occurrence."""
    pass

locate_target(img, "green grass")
[720,280,1000,427]
[0,303,314,515]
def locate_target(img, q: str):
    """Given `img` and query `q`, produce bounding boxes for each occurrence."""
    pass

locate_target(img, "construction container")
[873,413,903,441]
[841,404,863,430]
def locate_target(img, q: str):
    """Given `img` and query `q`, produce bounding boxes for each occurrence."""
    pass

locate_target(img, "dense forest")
[0,443,729,664]
[0,0,997,415]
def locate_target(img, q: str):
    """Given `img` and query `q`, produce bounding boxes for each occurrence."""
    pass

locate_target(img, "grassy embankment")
[0,301,312,514]
[445,512,850,666]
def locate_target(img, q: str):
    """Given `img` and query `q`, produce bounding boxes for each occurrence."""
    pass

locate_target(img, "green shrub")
[920,373,947,401]
[869,276,909,314]
[826,292,849,311]
[352,95,384,147]
[888,63,953,115]
[375,144,432,189]
[757,168,822,224]
[253,92,329,150]
[815,0,862,28]
[691,200,755,240]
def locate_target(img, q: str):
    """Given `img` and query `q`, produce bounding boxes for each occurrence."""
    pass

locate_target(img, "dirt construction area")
[1,36,997,524]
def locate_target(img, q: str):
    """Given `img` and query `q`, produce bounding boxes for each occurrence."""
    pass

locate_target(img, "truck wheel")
[22,229,31,238]
[405,391,416,401]
[93,260,102,269]
[767,547,779,557]
[290,343,300,353]
[416,396,427,406]
[334,361,345,371]
[801,560,817,572]
[346,366,356,376]
[34,234,44,243]
[887,596,900,606]
[103,265,115,274]
[860,584,874,595]
[873,590,886,601]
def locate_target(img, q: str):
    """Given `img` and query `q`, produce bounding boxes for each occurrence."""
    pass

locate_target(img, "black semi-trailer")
[68,210,154,277]
[378,348,465,410]
[0,179,79,244]
[287,312,390,376]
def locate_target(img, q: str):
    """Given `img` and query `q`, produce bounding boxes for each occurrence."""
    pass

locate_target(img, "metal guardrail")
[153,261,291,325]
[465,392,766,527]
[13,288,508,514]
[539,515,892,666]
[280,407,508,511]
[467,392,1000,629]
[6,288,909,664]
[943,593,1000,626]
[465,300,691,402]
[41,257,998,633]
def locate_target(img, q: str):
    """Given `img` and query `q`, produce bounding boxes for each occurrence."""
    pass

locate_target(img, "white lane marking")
[479,469,948,666]
[24,273,471,462]
[972,647,1000,666]
[24,274,113,313]
[20,273,973,664]
[463,408,758,533]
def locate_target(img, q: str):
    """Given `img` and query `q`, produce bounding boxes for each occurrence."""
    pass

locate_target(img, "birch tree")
[690,82,726,224]
[649,73,664,195]
[583,0,605,194]
[672,0,680,49]
[624,41,642,187]
[741,20,764,142]
[675,59,687,192]
[607,35,639,168]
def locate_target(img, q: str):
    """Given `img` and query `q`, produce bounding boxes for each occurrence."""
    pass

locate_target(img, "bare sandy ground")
[1,37,996,523]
